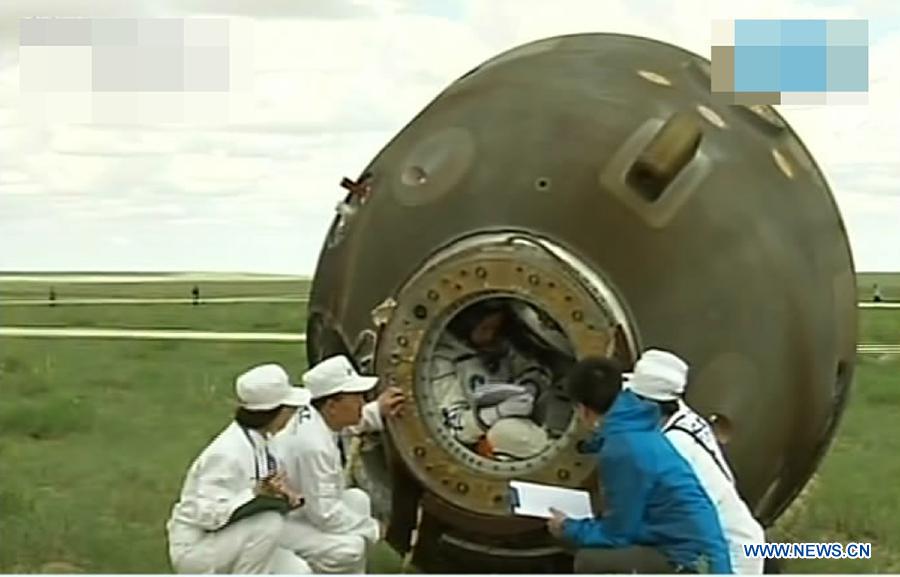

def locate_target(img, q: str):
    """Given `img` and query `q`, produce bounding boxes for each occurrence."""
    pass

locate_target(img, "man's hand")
[547,508,568,539]
[377,387,406,418]
[284,490,305,509]
[258,471,304,508]
[262,470,289,493]
[255,477,282,498]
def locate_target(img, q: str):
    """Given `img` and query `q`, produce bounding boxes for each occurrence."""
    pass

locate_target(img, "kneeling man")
[272,355,405,573]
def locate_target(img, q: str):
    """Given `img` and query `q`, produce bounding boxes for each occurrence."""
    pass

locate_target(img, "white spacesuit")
[429,331,551,454]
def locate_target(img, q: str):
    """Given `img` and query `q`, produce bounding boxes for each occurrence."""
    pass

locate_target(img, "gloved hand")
[473,383,531,408]
[478,392,535,428]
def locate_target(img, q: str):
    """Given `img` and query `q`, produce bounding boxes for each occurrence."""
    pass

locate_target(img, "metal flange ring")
[375,233,636,515]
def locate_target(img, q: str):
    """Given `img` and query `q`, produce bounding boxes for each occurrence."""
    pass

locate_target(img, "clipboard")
[508,480,593,520]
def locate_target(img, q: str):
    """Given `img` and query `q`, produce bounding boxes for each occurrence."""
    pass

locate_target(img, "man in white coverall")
[166,363,313,574]
[272,355,406,573]
[624,349,766,574]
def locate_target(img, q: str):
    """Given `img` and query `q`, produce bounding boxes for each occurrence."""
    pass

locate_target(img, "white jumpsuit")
[663,402,766,574]
[166,422,311,574]
[271,402,383,574]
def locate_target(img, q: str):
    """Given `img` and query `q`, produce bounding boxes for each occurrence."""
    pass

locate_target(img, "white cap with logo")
[303,355,379,400]
[623,349,689,402]
[235,363,311,410]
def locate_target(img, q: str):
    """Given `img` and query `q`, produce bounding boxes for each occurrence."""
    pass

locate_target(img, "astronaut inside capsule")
[428,298,576,461]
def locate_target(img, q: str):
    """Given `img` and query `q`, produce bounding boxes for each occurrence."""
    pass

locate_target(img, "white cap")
[236,364,311,410]
[303,355,378,400]
[487,418,549,460]
[623,349,689,402]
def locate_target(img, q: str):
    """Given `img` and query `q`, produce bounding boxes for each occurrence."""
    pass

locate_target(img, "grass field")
[0,303,307,333]
[1,275,898,573]
[770,353,900,573]
[858,273,900,302]
[0,339,309,573]
[860,310,900,344]
[0,279,310,300]
[0,273,892,302]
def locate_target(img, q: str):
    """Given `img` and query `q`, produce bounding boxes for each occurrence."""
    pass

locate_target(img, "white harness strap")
[664,411,735,485]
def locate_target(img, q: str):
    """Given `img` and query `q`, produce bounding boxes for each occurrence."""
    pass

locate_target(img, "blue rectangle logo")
[712,19,868,104]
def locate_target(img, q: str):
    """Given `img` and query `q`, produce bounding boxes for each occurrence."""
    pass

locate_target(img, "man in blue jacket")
[547,356,733,573]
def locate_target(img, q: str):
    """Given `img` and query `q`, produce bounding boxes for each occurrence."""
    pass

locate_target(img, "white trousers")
[731,542,765,574]
[168,511,312,574]
[280,488,373,574]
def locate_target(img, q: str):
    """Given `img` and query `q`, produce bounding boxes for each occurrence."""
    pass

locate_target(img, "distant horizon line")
[0,270,312,277]
[0,270,897,276]
[0,269,900,278]
[0,271,312,282]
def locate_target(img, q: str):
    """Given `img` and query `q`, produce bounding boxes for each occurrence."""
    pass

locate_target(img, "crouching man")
[547,357,733,574]
[624,349,765,573]
[272,355,405,573]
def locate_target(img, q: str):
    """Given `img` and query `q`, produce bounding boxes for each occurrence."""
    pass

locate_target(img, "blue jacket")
[562,390,733,573]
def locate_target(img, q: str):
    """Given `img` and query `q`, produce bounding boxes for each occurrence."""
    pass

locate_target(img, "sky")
[1,0,898,274]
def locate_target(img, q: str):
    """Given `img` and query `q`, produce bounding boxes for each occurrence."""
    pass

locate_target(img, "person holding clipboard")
[546,357,732,574]
[166,364,312,574]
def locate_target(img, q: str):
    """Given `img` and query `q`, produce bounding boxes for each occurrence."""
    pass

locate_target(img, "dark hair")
[658,400,679,418]
[564,357,623,414]
[448,300,510,344]
[234,406,285,430]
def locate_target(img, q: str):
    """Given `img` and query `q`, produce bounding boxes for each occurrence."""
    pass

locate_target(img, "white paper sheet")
[509,480,594,520]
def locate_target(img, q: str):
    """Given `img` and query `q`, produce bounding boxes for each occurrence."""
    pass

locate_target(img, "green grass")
[4,272,895,302]
[772,354,900,573]
[859,310,900,344]
[3,337,893,573]
[0,338,309,573]
[858,273,900,302]
[0,280,310,300]
[0,337,402,573]
[5,272,896,302]
[1,276,899,573]
[1,303,307,333]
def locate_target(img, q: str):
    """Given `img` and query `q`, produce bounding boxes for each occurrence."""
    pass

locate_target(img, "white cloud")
[0,0,897,272]
[779,31,900,168]
[49,125,181,156]
[162,152,271,193]
[23,152,109,193]
[0,168,30,184]
[159,0,386,20]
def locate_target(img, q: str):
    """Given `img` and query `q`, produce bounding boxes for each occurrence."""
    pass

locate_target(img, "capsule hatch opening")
[421,295,578,466]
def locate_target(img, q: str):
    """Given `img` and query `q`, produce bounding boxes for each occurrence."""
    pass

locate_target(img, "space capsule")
[305,33,857,572]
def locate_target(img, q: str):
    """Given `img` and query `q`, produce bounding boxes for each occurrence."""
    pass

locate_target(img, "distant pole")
[192,285,200,305]
[49,286,56,307]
